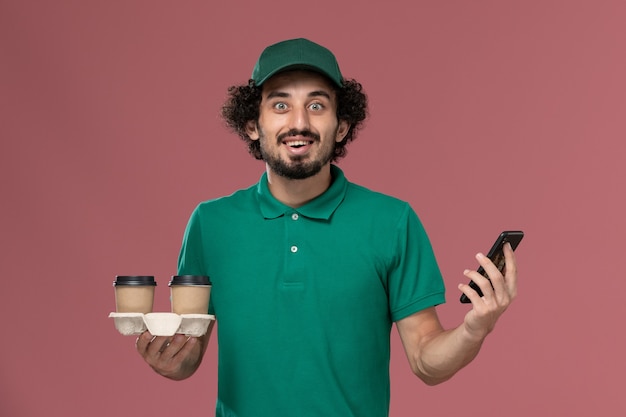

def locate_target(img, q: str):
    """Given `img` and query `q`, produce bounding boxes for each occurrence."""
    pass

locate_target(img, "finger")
[463,269,493,299]
[464,267,494,299]
[135,331,154,354]
[475,253,506,298]
[145,336,172,357]
[458,281,486,306]
[152,337,198,377]
[172,336,198,359]
[160,334,194,358]
[503,242,518,298]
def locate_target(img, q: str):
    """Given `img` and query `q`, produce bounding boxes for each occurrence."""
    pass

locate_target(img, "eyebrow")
[266,90,332,100]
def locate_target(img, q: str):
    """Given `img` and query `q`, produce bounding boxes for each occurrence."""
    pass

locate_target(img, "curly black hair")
[221,77,368,161]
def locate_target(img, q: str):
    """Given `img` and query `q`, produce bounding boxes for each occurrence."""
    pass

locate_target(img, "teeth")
[285,140,309,147]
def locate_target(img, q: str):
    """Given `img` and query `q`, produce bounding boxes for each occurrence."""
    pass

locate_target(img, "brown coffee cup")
[113,276,157,313]
[168,275,211,315]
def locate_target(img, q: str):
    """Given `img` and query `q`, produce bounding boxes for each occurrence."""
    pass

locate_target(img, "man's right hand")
[136,321,213,380]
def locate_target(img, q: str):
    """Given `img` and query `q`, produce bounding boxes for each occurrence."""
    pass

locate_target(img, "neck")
[265,164,333,208]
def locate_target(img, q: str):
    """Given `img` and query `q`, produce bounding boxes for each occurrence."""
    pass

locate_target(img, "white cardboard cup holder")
[109,312,215,337]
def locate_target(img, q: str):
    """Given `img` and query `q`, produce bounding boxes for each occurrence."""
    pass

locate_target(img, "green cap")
[251,38,343,87]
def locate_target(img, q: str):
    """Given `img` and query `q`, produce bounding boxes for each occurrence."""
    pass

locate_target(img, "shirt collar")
[256,165,348,220]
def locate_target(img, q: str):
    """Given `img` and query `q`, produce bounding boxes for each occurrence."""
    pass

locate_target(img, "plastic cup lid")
[168,275,211,286]
[113,276,157,286]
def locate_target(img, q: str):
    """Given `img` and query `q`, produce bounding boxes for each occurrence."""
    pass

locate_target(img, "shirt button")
[290,246,298,253]
[291,213,299,220]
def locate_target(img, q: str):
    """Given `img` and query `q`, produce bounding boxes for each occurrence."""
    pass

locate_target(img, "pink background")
[1,1,625,416]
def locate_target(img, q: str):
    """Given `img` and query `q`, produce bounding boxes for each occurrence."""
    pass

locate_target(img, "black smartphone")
[459,230,524,303]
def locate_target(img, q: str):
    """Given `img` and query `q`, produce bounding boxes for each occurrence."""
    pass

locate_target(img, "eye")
[274,102,288,111]
[309,102,324,111]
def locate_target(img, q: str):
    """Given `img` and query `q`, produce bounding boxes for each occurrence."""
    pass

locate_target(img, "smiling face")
[246,70,350,180]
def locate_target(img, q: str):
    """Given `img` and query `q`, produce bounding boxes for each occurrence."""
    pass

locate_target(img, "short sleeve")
[177,205,214,314]
[387,205,446,322]
[177,205,207,276]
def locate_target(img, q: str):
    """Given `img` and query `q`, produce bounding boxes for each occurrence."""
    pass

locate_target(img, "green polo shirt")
[178,165,445,417]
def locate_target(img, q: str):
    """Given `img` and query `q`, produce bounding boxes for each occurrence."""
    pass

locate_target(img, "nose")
[288,105,310,132]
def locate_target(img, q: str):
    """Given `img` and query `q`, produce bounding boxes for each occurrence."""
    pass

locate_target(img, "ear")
[335,120,350,143]
[245,120,260,140]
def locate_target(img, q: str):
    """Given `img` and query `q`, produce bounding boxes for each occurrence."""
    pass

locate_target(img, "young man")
[136,38,518,417]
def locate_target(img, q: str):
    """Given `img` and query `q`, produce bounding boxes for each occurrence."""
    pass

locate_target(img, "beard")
[258,127,337,180]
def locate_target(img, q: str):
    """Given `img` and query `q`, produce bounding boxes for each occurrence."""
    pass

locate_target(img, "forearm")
[400,246,518,385]
[411,324,486,385]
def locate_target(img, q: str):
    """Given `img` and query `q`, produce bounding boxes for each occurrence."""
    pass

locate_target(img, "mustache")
[277,129,320,143]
